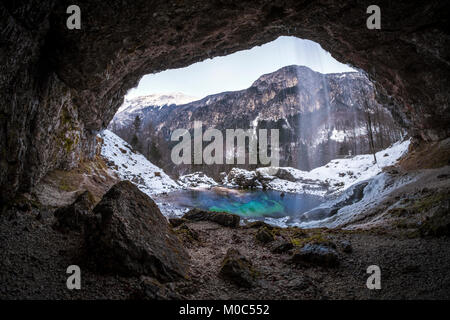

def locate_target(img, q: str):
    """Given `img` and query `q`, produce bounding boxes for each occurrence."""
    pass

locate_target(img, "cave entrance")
[106,36,404,179]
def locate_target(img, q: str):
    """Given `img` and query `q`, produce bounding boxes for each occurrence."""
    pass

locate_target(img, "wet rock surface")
[84,181,189,281]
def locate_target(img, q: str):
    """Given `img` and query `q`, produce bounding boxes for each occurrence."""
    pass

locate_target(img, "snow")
[306,138,410,191]
[259,139,410,196]
[294,171,417,229]
[112,93,198,128]
[117,92,198,113]
[311,126,367,148]
[98,130,180,196]
[178,172,218,189]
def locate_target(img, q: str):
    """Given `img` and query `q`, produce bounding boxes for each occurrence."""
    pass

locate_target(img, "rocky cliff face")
[1,0,449,202]
[111,66,403,178]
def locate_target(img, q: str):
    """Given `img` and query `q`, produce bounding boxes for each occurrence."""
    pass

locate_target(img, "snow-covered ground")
[256,139,410,196]
[293,171,417,229]
[99,130,180,196]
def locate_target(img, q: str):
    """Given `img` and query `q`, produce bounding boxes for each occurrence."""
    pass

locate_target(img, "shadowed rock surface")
[291,243,340,268]
[84,181,189,282]
[183,208,240,228]
[53,190,96,233]
[1,0,450,202]
[219,248,257,288]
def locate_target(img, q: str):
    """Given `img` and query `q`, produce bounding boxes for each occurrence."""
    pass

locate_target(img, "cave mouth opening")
[107,36,405,183]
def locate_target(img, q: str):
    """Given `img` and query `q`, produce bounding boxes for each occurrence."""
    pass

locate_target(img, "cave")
[1,0,449,203]
[1,0,450,302]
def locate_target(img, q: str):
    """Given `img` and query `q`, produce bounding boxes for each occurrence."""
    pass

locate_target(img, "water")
[158,187,325,220]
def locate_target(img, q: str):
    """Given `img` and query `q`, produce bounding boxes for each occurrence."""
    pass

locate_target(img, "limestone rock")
[84,181,189,281]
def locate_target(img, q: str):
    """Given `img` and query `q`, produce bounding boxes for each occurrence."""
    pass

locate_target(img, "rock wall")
[1,0,449,202]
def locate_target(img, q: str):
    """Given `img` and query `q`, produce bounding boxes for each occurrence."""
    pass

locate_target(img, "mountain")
[111,92,198,129]
[110,65,404,179]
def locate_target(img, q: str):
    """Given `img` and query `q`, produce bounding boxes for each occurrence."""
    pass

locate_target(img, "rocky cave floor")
[1,202,450,300]
[1,154,450,300]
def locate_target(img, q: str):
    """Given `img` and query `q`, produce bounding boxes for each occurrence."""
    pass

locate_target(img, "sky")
[125,36,355,100]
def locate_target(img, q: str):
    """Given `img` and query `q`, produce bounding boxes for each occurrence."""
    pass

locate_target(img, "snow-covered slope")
[98,130,180,196]
[226,139,410,196]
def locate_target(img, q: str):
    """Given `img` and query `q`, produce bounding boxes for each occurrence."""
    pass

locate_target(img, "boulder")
[270,240,294,254]
[255,227,274,244]
[53,191,96,233]
[291,243,339,268]
[84,181,189,282]
[219,248,257,288]
[244,220,275,230]
[183,208,240,228]
[226,168,259,188]
[272,168,297,182]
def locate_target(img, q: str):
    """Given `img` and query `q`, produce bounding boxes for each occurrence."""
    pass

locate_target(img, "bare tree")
[361,88,377,164]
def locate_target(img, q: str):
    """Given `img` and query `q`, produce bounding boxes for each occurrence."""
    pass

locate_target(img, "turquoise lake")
[161,187,325,219]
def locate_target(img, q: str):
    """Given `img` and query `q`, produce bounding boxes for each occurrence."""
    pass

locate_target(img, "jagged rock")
[84,181,189,281]
[225,168,260,189]
[53,191,96,233]
[183,208,240,228]
[270,240,294,254]
[291,243,339,268]
[255,227,274,244]
[219,248,257,288]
